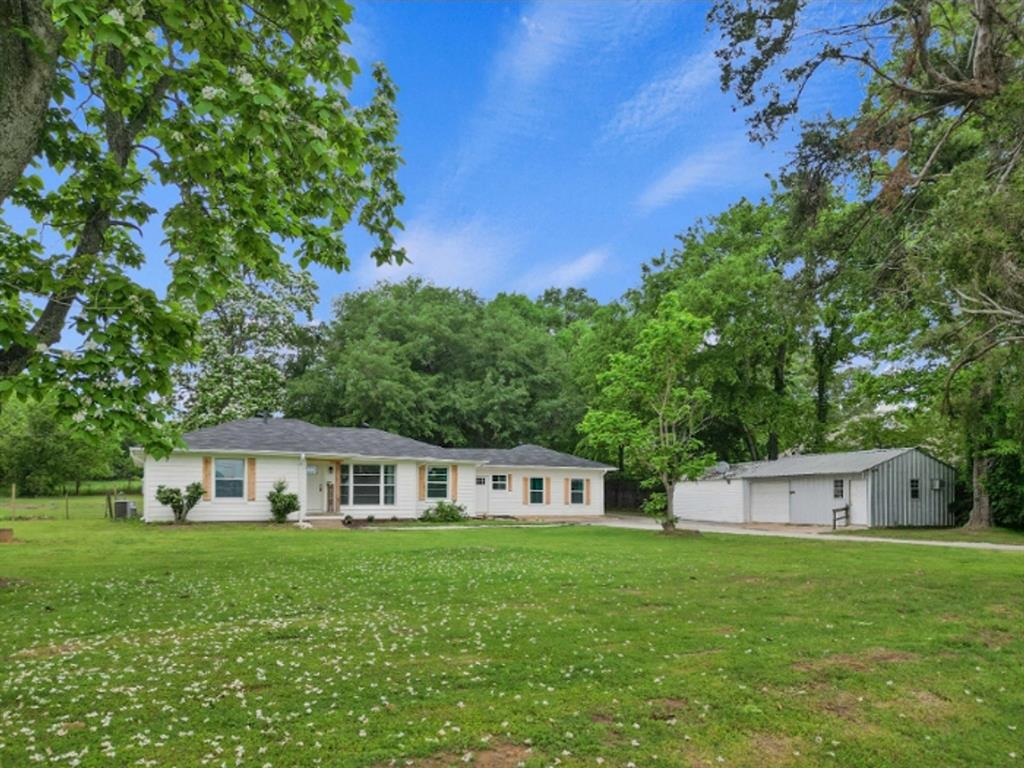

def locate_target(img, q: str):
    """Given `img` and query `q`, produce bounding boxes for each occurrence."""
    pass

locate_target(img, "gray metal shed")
[674,448,957,528]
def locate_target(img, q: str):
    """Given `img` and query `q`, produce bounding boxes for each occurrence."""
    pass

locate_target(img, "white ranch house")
[674,448,957,528]
[134,418,614,522]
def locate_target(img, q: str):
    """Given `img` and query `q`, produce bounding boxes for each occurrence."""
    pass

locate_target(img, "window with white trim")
[529,477,544,504]
[570,478,585,504]
[215,458,244,498]
[491,474,507,491]
[833,479,844,499]
[427,466,449,499]
[351,464,397,505]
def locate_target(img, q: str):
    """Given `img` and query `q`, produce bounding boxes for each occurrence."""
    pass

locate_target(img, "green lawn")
[831,526,1024,546]
[1,500,1022,767]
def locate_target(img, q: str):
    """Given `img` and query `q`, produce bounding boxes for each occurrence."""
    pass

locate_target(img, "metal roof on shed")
[722,448,915,479]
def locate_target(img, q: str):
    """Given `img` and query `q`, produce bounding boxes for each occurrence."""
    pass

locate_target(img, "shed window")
[570,478,585,504]
[833,479,844,499]
[427,466,449,499]
[215,458,244,498]
[476,476,487,486]
[910,478,920,499]
[529,477,545,504]
[491,474,507,491]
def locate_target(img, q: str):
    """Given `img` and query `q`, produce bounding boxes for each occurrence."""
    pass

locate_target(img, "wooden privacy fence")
[604,475,650,512]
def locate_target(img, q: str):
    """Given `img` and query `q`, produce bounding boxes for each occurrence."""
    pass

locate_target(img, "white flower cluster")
[200,86,225,101]
[106,8,126,26]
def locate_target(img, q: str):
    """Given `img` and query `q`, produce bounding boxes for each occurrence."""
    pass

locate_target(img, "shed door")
[475,475,489,515]
[749,480,790,523]
[789,477,839,525]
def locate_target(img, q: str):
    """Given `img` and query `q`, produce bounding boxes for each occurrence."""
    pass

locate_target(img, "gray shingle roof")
[712,448,914,479]
[445,445,615,470]
[180,419,613,469]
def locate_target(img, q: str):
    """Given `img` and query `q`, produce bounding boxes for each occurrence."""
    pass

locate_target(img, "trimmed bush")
[266,480,300,524]
[420,500,466,523]
[155,482,205,523]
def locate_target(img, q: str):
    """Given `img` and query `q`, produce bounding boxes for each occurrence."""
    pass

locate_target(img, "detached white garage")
[674,448,956,528]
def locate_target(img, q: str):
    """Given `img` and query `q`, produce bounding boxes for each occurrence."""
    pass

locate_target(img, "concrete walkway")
[593,516,1024,552]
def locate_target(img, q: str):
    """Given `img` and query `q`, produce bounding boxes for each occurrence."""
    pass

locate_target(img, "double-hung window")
[570,478,585,504]
[529,477,545,504]
[833,479,844,499]
[491,474,507,491]
[351,464,397,505]
[215,458,244,498]
[427,466,449,499]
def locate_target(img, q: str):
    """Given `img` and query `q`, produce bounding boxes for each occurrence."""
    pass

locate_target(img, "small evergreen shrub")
[155,482,205,523]
[266,480,300,524]
[366,515,375,523]
[342,514,353,526]
[420,500,466,523]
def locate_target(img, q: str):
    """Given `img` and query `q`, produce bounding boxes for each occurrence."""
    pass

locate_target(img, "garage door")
[749,480,790,523]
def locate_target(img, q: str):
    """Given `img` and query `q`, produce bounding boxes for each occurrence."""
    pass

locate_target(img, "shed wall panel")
[869,450,956,527]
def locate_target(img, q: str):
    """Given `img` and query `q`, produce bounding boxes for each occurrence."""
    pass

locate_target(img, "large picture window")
[529,477,545,505]
[570,478,585,504]
[427,466,449,499]
[352,464,397,505]
[215,458,244,498]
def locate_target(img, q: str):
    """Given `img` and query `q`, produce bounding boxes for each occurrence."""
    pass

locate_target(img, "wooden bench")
[832,504,850,530]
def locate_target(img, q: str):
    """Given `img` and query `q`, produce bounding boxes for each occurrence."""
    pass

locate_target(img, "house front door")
[305,464,324,515]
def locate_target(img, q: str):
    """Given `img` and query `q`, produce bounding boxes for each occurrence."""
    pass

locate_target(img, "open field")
[0,503,1021,767]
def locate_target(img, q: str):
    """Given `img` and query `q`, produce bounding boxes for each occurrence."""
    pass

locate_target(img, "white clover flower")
[106,8,125,25]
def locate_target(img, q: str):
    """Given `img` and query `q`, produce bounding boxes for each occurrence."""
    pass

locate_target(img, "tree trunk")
[661,480,676,532]
[0,0,60,205]
[965,454,994,528]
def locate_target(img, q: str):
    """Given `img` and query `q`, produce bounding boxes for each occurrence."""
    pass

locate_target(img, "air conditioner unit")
[931,478,943,490]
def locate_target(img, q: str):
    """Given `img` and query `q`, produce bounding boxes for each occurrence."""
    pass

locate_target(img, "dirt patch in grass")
[12,641,82,659]
[378,743,532,767]
[743,733,800,766]
[649,697,688,719]
[793,647,917,672]
[875,689,954,725]
[0,577,29,589]
[977,628,1016,650]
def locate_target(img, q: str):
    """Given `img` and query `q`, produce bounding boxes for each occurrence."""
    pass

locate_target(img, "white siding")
[749,479,791,523]
[144,453,303,523]
[413,462,479,518]
[674,479,745,523]
[473,466,606,517]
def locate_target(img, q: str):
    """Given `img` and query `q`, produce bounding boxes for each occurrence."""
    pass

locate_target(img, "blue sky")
[8,1,865,329]
[325,0,863,315]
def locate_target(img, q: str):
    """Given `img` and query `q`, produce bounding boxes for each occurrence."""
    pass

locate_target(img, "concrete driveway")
[593,515,1024,552]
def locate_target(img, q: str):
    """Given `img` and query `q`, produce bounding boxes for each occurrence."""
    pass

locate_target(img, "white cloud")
[635,136,755,212]
[519,248,609,293]
[357,217,519,294]
[602,47,720,145]
[451,2,670,183]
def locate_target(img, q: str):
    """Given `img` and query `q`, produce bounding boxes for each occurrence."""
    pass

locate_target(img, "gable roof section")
[722,448,915,479]
[446,444,615,470]
[182,418,454,460]
[180,419,614,469]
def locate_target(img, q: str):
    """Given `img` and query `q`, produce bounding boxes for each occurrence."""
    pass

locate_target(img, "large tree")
[580,292,715,531]
[285,279,587,451]
[0,1,404,455]
[171,266,317,430]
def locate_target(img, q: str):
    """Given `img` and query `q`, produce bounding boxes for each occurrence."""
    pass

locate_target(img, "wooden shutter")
[563,478,570,504]
[585,477,592,505]
[507,473,512,491]
[522,477,529,504]
[334,461,342,510]
[545,477,551,505]
[246,457,256,501]
[418,465,426,501]
[451,465,458,501]
[201,456,212,501]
